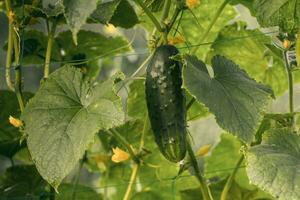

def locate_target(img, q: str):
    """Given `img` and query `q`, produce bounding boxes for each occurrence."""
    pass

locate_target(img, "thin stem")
[109,129,140,164]
[220,155,244,200]
[161,0,171,25]
[5,0,14,91]
[133,0,164,32]
[186,98,196,111]
[191,0,230,54]
[123,163,139,200]
[12,31,25,112]
[296,29,300,68]
[139,113,149,150]
[187,142,213,200]
[44,20,57,79]
[283,50,295,128]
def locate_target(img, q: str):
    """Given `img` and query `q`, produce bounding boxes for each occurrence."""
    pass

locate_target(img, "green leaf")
[42,0,64,17]
[56,183,101,200]
[253,0,300,33]
[63,0,98,44]
[127,80,147,120]
[206,22,287,95]
[90,0,138,28]
[246,128,300,199]
[0,165,46,198]
[0,91,32,158]
[183,55,273,143]
[22,66,124,188]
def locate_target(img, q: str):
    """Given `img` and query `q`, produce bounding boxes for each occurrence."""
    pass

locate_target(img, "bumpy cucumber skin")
[145,45,186,163]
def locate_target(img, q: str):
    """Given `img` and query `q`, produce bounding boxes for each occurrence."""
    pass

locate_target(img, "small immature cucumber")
[145,45,187,163]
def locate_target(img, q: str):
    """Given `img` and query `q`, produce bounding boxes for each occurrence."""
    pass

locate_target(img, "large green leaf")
[253,0,300,33]
[63,0,98,44]
[21,66,124,188]
[0,165,46,198]
[0,91,32,158]
[183,55,273,143]
[207,22,287,95]
[246,128,300,200]
[90,0,139,28]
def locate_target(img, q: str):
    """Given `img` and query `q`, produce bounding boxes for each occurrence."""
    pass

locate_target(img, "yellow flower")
[111,147,130,163]
[168,36,185,45]
[186,0,200,9]
[9,116,23,128]
[195,144,212,157]
[104,23,117,35]
[283,39,291,49]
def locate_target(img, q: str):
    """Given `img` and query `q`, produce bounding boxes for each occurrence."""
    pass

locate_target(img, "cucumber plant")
[0,0,300,200]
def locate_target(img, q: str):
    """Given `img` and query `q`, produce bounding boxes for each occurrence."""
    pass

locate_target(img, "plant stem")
[187,142,213,200]
[139,113,149,150]
[109,129,140,164]
[191,0,230,54]
[123,163,139,200]
[186,97,196,111]
[161,0,171,25]
[133,0,164,32]
[220,155,244,200]
[5,0,14,91]
[283,50,295,128]
[12,31,25,112]
[44,20,57,79]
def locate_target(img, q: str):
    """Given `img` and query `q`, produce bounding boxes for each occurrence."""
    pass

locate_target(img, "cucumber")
[145,45,187,162]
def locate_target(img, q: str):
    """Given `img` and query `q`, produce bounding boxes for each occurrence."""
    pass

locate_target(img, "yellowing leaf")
[196,144,212,157]
[186,0,200,9]
[111,147,130,163]
[168,36,185,45]
[9,116,23,128]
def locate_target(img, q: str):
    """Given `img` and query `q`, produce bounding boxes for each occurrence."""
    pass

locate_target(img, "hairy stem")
[123,163,139,200]
[44,20,57,79]
[110,129,140,164]
[191,0,230,54]
[133,0,163,32]
[5,0,14,91]
[283,50,295,128]
[187,142,213,200]
[220,155,244,200]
